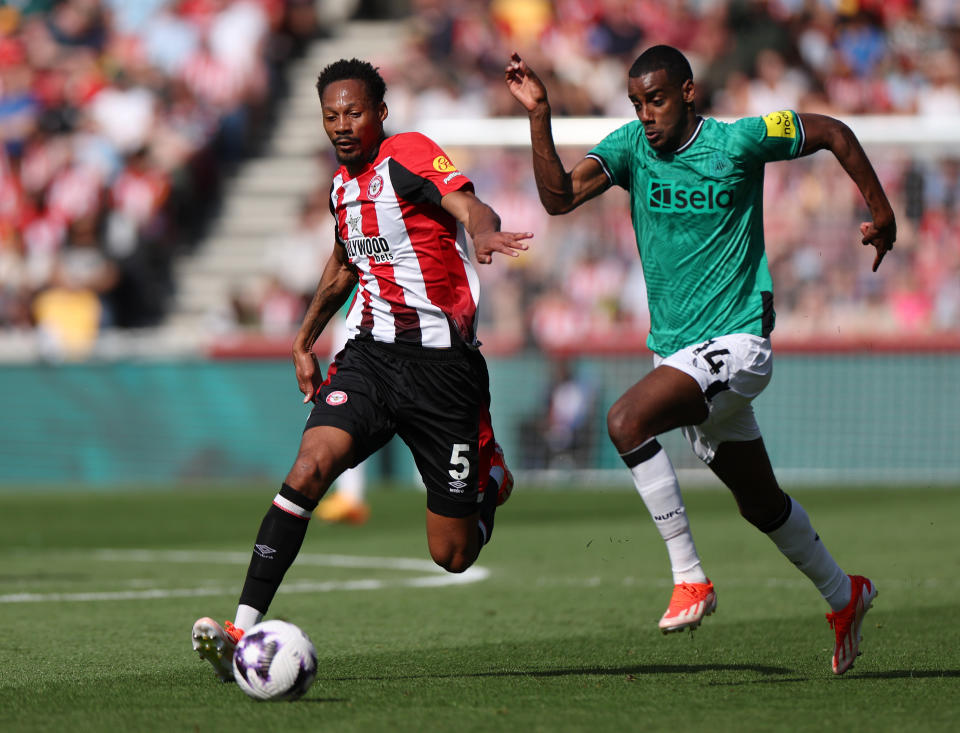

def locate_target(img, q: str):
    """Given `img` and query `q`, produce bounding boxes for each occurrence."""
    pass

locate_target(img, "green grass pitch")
[1,483,958,732]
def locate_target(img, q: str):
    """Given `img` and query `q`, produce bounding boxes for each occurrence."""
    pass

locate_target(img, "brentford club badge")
[325,390,348,406]
[367,175,383,199]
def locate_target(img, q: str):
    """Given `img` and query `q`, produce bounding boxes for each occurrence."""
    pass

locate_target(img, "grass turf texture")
[1,484,958,732]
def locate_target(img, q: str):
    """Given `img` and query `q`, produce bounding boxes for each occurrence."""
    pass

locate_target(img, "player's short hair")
[316,58,387,105]
[629,45,693,87]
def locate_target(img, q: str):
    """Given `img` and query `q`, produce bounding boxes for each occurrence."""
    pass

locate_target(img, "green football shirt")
[588,110,804,356]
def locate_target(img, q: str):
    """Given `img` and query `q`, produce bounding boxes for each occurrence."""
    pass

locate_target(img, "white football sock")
[764,496,851,611]
[623,439,708,585]
[234,604,264,632]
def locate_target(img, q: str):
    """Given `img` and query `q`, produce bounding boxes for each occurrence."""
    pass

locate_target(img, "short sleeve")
[587,121,639,191]
[387,132,474,200]
[729,111,805,165]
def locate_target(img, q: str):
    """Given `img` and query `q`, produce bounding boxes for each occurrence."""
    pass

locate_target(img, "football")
[232,620,317,701]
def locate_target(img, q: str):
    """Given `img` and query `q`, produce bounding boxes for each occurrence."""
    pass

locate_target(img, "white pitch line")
[0,549,489,604]
[93,549,447,572]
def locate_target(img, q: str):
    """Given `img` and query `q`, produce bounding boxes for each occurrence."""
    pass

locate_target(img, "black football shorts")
[305,338,496,518]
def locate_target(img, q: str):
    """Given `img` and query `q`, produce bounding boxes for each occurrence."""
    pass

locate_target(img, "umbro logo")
[255,544,276,559]
[448,480,467,493]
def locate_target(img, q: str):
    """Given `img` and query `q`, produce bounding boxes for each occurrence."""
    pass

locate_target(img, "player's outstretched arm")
[292,240,358,403]
[799,113,896,272]
[441,189,532,265]
[505,53,610,214]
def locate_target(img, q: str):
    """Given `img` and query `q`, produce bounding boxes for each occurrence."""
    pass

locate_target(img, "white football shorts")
[654,333,773,463]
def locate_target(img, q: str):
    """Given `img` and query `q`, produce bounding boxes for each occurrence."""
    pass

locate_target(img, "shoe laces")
[224,620,244,643]
[825,608,852,639]
[667,582,709,612]
[492,443,508,469]
[826,580,860,634]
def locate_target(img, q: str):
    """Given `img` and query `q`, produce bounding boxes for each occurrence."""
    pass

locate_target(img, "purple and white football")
[232,620,317,701]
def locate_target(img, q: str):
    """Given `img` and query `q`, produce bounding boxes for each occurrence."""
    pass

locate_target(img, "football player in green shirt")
[506,45,895,675]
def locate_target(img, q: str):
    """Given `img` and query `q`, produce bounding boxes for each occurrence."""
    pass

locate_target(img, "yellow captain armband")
[762,110,797,139]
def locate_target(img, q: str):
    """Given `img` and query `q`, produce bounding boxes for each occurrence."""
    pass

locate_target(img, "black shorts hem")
[304,411,357,437]
[426,491,482,519]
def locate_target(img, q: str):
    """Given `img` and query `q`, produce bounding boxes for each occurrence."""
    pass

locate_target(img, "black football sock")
[477,473,501,547]
[238,484,318,613]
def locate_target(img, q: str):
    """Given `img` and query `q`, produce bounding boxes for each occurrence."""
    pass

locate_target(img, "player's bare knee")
[286,453,336,501]
[606,402,628,443]
[429,545,475,574]
[607,402,647,449]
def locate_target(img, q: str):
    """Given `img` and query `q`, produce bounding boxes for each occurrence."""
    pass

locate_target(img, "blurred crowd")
[0,0,317,358]
[4,1,960,361]
[243,0,960,352]
[388,0,960,121]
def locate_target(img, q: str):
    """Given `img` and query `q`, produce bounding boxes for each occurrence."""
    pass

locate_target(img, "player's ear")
[681,79,695,105]
[378,101,388,123]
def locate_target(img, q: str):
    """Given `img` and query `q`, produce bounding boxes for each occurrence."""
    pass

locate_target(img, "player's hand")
[505,53,548,112]
[859,217,895,272]
[473,230,533,264]
[293,349,322,404]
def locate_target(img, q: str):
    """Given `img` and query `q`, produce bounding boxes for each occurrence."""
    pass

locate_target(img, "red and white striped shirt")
[330,132,481,348]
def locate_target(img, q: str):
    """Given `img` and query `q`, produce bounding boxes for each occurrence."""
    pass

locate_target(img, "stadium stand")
[217,1,960,354]
[1,2,958,486]
[3,2,960,360]
[0,0,332,359]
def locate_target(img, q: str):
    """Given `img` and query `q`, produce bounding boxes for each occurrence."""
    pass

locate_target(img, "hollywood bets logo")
[344,212,393,263]
[345,235,393,263]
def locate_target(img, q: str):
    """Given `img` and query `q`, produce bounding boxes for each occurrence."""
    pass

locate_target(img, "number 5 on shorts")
[448,443,470,480]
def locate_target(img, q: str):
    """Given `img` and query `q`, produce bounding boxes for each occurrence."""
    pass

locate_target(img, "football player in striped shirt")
[193,58,532,681]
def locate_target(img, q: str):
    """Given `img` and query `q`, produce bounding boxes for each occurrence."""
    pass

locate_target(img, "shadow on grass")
[706,668,960,686]
[850,669,960,679]
[297,697,351,704]
[332,662,792,682]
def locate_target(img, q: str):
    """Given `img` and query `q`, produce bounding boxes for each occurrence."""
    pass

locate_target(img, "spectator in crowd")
[0,0,317,343]
[5,1,960,350]
[519,359,596,470]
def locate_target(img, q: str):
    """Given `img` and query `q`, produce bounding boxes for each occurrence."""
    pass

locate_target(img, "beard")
[333,146,364,165]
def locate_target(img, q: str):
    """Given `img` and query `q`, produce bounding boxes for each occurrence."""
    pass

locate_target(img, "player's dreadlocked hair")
[628,45,693,87]
[316,58,387,104]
